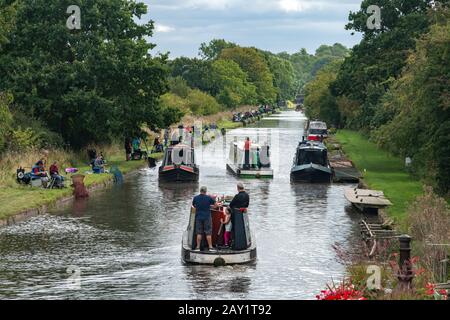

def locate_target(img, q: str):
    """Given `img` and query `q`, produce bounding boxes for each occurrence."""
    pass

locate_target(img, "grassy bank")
[0,145,162,221]
[335,130,423,222]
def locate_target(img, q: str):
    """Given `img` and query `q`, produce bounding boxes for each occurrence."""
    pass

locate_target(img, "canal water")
[0,111,360,299]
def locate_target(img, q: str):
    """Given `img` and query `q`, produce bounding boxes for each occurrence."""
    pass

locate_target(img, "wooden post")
[398,235,413,289]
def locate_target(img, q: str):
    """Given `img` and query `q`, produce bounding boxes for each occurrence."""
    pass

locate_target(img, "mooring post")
[398,234,413,289]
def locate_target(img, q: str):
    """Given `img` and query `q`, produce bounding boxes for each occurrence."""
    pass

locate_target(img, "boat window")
[309,129,327,135]
[165,150,173,165]
[297,150,326,166]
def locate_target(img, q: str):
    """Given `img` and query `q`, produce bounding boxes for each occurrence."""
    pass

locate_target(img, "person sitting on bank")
[49,161,65,188]
[229,182,250,212]
[153,136,163,153]
[221,207,233,247]
[192,186,217,252]
[31,160,49,187]
[92,155,106,173]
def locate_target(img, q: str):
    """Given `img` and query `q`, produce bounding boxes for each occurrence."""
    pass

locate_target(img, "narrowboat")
[159,144,199,182]
[226,141,273,178]
[291,140,332,183]
[181,196,257,266]
[306,121,328,141]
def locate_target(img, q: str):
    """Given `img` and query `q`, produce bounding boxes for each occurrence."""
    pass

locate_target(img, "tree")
[0,0,17,49]
[373,9,450,194]
[219,47,277,103]
[211,59,257,108]
[168,76,191,99]
[0,0,168,148]
[199,39,236,60]
[169,57,213,94]
[264,53,296,102]
[0,92,13,152]
[304,61,342,127]
[331,0,436,130]
[186,89,222,116]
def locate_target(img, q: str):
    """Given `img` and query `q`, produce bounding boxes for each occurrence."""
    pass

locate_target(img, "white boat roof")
[309,121,327,129]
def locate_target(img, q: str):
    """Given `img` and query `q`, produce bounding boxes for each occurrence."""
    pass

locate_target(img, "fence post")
[398,234,413,289]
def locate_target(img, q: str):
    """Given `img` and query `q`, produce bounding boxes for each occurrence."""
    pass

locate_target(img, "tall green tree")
[210,59,257,108]
[170,57,213,94]
[331,0,438,130]
[199,39,236,60]
[304,61,342,127]
[219,47,277,103]
[0,0,168,148]
[373,9,450,194]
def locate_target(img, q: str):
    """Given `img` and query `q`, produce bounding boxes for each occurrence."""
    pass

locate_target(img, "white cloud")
[278,0,311,12]
[155,24,175,33]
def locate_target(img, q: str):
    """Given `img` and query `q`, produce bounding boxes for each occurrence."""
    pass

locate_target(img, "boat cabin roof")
[309,121,327,130]
[298,141,327,151]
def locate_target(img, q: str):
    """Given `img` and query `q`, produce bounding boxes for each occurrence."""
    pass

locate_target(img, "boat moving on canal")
[226,141,273,178]
[182,197,257,266]
[159,144,199,182]
[291,140,332,183]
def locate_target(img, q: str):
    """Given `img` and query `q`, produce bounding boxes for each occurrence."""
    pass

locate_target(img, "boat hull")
[226,163,273,179]
[290,164,332,183]
[181,231,257,265]
[159,166,199,182]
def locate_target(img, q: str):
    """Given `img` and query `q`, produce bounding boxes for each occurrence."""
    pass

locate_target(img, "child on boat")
[221,207,233,247]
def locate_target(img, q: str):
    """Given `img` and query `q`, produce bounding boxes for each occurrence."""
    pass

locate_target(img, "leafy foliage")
[0,0,168,148]
[219,47,277,103]
[211,59,257,108]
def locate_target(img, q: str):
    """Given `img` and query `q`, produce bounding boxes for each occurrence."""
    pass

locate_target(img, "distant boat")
[291,140,332,183]
[226,141,274,178]
[158,144,199,182]
[181,198,257,266]
[306,120,328,141]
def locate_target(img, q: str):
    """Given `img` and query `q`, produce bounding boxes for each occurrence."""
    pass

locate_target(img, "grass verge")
[335,130,423,222]
[0,150,163,221]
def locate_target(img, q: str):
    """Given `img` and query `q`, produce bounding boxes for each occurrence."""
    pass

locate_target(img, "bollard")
[398,234,413,289]
[71,174,89,199]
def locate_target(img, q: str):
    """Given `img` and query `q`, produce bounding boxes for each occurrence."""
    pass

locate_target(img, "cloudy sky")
[142,0,363,58]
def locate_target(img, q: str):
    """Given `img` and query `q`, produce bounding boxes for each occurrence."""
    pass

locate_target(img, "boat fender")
[214,257,226,267]
[256,172,261,179]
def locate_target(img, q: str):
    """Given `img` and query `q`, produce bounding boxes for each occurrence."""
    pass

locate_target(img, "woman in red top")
[244,137,251,169]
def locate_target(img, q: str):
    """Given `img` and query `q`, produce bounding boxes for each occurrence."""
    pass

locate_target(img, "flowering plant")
[316,280,367,300]
[425,283,448,300]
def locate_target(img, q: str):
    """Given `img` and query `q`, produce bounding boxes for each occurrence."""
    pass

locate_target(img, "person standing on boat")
[192,186,217,252]
[229,183,250,211]
[244,137,251,169]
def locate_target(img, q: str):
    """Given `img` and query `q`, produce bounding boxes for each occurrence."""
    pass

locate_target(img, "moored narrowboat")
[306,120,328,141]
[291,140,332,183]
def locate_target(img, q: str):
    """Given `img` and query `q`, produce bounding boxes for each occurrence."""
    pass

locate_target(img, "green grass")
[335,130,423,222]
[0,152,163,220]
[217,119,243,130]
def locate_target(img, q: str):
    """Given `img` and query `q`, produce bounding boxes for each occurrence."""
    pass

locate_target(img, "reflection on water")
[0,111,359,300]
